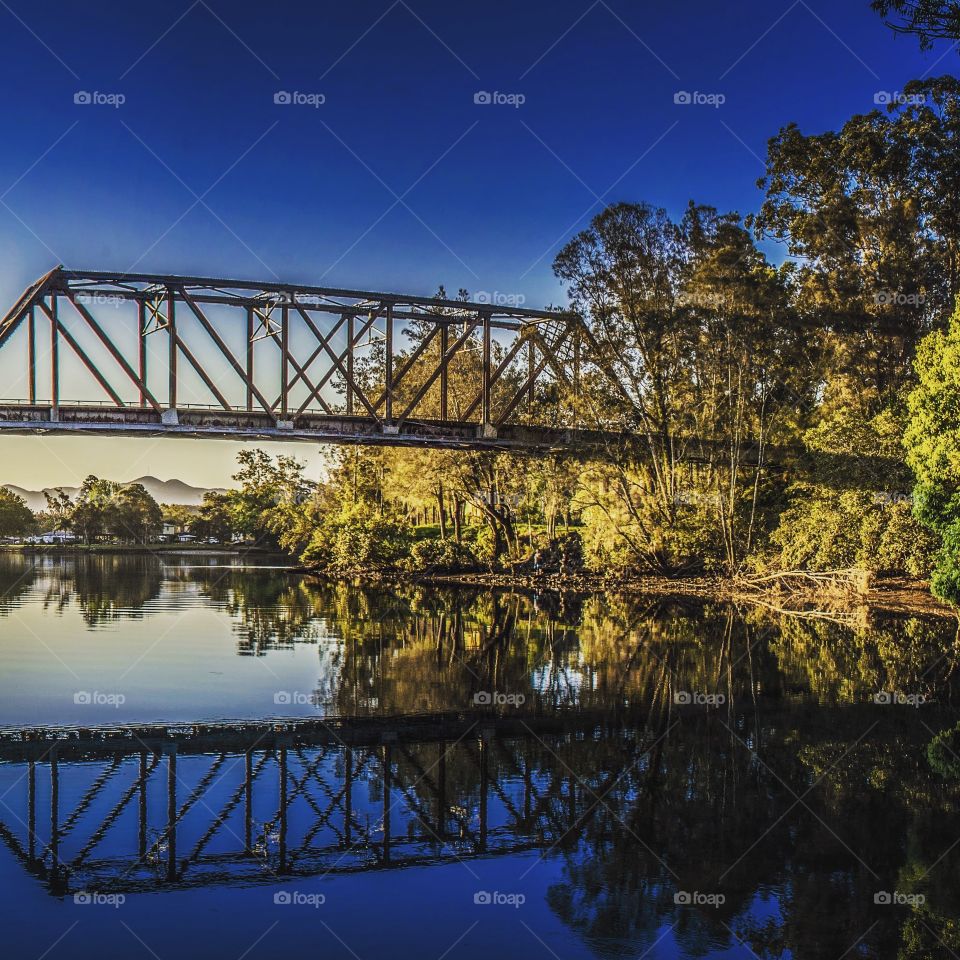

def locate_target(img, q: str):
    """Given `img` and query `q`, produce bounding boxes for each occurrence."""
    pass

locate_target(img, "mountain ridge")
[3,477,230,511]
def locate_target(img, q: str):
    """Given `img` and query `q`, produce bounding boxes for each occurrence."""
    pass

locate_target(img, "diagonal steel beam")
[66,294,162,412]
[179,288,274,415]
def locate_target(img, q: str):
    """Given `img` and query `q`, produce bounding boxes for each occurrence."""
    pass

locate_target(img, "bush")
[928,723,960,780]
[404,538,479,573]
[300,502,413,571]
[770,487,935,576]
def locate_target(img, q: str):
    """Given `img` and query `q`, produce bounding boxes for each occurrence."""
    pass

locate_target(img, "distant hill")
[4,476,229,511]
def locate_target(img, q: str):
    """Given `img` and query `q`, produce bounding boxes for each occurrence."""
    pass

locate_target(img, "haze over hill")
[3,476,229,511]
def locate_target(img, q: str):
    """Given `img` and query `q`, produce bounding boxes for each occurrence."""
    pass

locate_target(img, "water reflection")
[0,553,958,958]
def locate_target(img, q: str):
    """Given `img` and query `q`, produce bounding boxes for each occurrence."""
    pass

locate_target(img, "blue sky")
[0,0,954,488]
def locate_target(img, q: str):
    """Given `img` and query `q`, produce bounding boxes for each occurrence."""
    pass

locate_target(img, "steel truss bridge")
[0,713,653,895]
[0,268,601,452]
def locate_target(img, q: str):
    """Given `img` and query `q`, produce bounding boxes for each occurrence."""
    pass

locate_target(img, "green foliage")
[404,537,478,573]
[928,722,960,780]
[229,450,314,545]
[770,488,935,575]
[0,487,33,537]
[904,306,960,602]
[300,501,413,572]
[190,492,235,542]
[872,1,960,48]
[66,477,162,544]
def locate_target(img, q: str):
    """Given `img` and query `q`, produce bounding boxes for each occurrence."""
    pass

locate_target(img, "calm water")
[0,553,958,959]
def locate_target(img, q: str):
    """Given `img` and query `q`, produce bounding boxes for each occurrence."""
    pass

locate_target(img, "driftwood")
[736,568,871,597]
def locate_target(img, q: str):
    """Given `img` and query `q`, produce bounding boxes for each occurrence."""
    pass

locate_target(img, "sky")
[0,0,954,489]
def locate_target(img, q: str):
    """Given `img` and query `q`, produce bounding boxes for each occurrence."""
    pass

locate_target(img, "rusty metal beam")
[66,294,162,412]
[36,301,124,406]
[179,287,274,415]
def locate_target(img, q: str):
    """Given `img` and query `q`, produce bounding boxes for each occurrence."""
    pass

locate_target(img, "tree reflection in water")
[1,554,959,958]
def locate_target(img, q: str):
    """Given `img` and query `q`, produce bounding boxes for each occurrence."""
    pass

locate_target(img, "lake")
[0,553,957,959]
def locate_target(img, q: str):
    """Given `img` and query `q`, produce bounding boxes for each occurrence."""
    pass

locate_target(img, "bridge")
[0,712,655,895]
[0,267,600,452]
[0,267,911,476]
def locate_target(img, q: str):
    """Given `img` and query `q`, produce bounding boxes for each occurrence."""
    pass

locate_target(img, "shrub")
[300,501,413,571]
[404,538,479,573]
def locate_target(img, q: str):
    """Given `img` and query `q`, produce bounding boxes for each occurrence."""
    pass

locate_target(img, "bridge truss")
[0,268,593,451]
[0,714,648,894]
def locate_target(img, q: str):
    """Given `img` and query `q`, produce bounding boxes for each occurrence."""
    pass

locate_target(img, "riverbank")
[0,543,287,558]
[302,567,958,620]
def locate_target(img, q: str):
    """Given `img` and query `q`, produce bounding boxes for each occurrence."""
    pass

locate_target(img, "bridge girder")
[0,267,595,451]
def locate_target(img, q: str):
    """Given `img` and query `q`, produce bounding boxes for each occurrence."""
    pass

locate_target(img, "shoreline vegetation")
[299,568,957,620]
[5,542,952,618]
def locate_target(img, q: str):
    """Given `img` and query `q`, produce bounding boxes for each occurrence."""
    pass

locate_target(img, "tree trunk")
[437,484,447,539]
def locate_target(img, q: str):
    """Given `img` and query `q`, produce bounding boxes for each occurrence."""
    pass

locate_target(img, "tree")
[554,200,803,574]
[161,504,195,534]
[903,304,960,601]
[749,77,960,399]
[230,449,314,544]
[66,477,162,544]
[191,492,235,542]
[872,1,960,46]
[0,488,33,537]
[114,484,163,543]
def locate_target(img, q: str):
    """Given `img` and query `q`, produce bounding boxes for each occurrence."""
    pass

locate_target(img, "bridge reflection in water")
[0,714,652,895]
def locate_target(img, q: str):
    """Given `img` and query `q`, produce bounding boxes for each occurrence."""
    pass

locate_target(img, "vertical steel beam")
[437,742,446,838]
[527,336,535,409]
[482,312,491,425]
[280,304,289,417]
[344,746,353,846]
[139,750,147,859]
[385,304,394,422]
[49,298,59,414]
[27,759,35,862]
[523,757,532,823]
[346,315,354,416]
[244,749,252,853]
[479,735,488,853]
[50,749,59,869]
[167,290,177,410]
[382,743,391,862]
[279,745,287,873]
[573,328,581,422]
[440,324,448,421]
[166,745,177,881]
[138,301,147,407]
[27,307,36,404]
[245,307,254,413]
